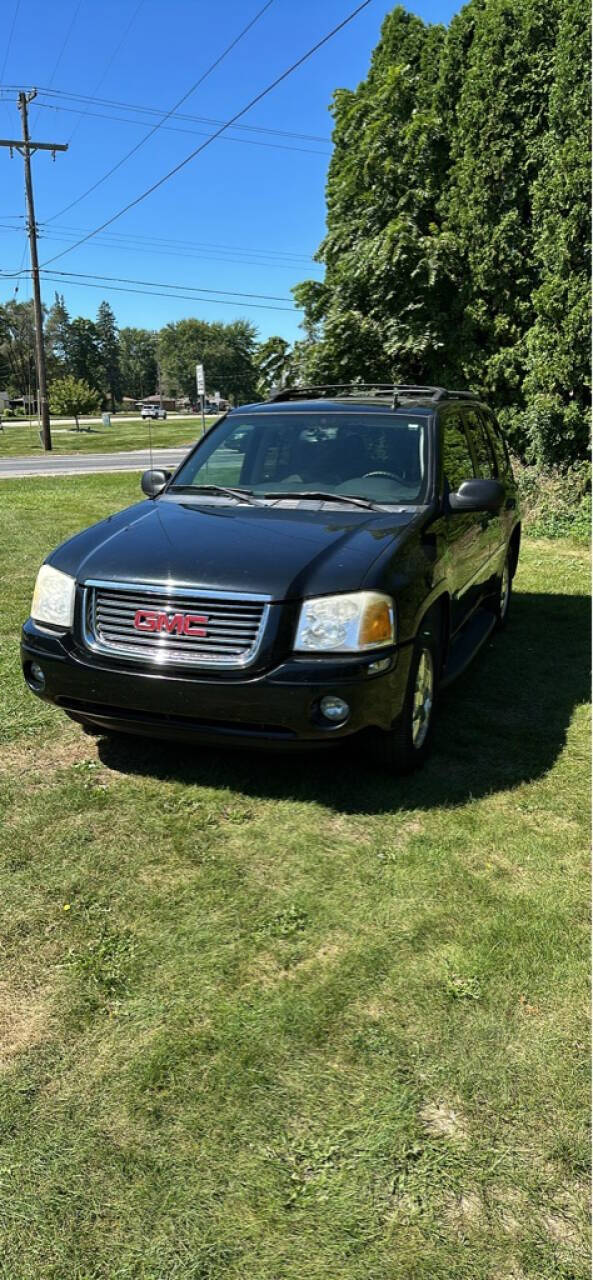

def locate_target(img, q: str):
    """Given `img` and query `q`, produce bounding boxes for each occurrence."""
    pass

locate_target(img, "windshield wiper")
[173,484,258,505]
[262,490,379,510]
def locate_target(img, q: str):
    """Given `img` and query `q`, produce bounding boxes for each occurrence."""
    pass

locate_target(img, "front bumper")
[21,619,412,748]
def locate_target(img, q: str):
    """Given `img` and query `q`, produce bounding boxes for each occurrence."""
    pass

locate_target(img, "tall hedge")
[294,0,591,467]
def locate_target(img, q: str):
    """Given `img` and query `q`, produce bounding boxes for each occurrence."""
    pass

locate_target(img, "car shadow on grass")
[97,592,590,815]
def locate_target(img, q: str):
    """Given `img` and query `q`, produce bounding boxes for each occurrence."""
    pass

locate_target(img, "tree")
[294,8,454,387]
[0,299,37,399]
[49,375,99,430]
[119,327,157,401]
[44,293,71,386]
[67,317,102,393]
[293,0,590,468]
[158,318,258,403]
[522,0,591,466]
[254,336,293,397]
[437,0,562,420]
[96,300,122,410]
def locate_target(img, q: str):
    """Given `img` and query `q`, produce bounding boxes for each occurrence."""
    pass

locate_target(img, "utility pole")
[0,90,68,450]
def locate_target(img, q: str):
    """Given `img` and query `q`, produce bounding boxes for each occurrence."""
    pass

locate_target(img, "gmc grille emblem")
[133,609,208,637]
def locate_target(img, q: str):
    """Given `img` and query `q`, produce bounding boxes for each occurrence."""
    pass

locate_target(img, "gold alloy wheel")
[412,647,434,749]
[500,558,510,619]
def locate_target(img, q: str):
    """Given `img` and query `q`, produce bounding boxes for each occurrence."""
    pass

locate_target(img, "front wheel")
[374,634,439,773]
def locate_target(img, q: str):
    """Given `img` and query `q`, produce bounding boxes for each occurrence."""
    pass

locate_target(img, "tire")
[493,547,512,629]
[374,629,440,774]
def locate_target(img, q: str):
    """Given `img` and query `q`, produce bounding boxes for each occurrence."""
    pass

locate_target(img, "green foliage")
[254,335,292,398]
[294,0,591,469]
[44,292,71,385]
[514,457,591,542]
[158,317,258,403]
[49,374,100,428]
[67,317,103,393]
[2,297,280,413]
[95,300,122,410]
[523,0,591,466]
[0,299,37,397]
[119,326,157,400]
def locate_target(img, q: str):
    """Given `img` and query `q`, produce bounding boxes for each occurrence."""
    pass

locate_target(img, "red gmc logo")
[134,609,208,637]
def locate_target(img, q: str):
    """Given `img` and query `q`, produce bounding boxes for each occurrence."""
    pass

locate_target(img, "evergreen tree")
[67,317,102,393]
[96,300,122,410]
[44,293,71,386]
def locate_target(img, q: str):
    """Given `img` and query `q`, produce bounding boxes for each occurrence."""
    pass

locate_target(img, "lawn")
[0,416,215,457]
[0,473,590,1280]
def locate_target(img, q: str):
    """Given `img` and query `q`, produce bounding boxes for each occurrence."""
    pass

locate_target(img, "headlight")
[294,591,395,653]
[31,565,76,628]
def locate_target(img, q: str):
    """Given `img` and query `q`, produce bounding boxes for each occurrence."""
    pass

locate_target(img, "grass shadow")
[97,591,590,815]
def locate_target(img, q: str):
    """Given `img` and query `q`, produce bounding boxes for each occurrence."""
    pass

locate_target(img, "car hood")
[49,494,423,600]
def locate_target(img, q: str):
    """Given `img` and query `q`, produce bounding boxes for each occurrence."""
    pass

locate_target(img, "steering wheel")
[362,469,402,481]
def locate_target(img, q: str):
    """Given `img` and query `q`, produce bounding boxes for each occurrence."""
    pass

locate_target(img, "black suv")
[21,385,520,771]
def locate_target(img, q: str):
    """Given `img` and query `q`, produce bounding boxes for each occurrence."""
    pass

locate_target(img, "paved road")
[0,412,207,429]
[0,446,191,480]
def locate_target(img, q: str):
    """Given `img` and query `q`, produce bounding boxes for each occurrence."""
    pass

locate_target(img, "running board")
[441,607,496,689]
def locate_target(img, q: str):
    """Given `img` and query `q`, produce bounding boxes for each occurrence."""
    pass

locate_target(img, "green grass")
[0,416,215,457]
[0,473,590,1279]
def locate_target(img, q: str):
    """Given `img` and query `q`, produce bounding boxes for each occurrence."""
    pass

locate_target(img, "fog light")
[27,662,46,693]
[320,695,350,724]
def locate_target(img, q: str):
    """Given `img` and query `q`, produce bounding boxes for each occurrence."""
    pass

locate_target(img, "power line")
[40,267,294,302]
[40,273,297,312]
[34,100,331,159]
[0,221,320,273]
[0,235,322,278]
[0,218,317,260]
[33,0,84,130]
[44,0,278,224]
[0,2,22,110]
[66,0,147,146]
[4,84,330,143]
[38,0,372,272]
[41,230,315,264]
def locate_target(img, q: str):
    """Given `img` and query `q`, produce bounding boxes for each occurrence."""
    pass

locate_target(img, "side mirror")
[141,468,172,498]
[449,477,504,514]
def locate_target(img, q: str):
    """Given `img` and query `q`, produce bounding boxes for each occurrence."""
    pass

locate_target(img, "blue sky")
[0,0,460,344]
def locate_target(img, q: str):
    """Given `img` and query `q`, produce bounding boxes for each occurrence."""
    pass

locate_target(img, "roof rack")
[268,383,479,407]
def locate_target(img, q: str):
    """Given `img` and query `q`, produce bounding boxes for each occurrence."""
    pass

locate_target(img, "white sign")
[196,364,205,396]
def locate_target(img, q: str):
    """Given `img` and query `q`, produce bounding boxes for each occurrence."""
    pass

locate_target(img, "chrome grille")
[83,581,269,668]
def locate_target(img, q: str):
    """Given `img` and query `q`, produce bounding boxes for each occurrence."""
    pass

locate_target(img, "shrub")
[514,457,591,542]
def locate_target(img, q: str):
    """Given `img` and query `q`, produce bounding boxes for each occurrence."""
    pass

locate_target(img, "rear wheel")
[493,548,512,629]
[374,631,439,773]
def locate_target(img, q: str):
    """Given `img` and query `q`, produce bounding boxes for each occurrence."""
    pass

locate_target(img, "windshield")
[171,410,429,505]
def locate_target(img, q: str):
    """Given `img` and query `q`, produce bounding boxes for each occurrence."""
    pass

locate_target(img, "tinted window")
[442,412,475,492]
[466,409,495,478]
[482,409,511,477]
[172,411,429,505]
